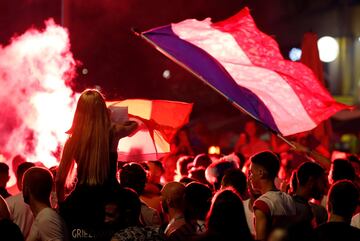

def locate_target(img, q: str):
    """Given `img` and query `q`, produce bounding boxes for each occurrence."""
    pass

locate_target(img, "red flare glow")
[0,19,79,186]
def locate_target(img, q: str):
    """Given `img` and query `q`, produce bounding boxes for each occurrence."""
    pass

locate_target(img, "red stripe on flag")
[212,8,350,125]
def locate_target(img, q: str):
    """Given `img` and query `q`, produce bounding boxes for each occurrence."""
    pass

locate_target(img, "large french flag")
[141,7,350,136]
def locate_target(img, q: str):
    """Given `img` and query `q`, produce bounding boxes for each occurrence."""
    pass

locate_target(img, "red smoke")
[0,19,78,186]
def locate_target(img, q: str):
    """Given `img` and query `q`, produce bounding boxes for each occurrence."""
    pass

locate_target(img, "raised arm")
[291,141,331,170]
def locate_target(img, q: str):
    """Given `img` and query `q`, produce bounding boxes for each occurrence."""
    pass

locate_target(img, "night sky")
[1,0,356,133]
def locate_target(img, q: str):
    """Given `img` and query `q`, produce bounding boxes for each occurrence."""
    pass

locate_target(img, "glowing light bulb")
[162,69,171,79]
[317,36,339,63]
[208,146,220,155]
[289,48,302,61]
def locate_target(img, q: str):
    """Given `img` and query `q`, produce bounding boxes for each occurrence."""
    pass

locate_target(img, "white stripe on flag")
[172,19,316,135]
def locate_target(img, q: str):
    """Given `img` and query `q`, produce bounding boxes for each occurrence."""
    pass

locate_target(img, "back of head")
[184,182,212,221]
[297,162,324,186]
[348,155,360,169]
[207,189,251,239]
[0,219,24,241]
[119,162,147,195]
[188,168,207,184]
[0,163,9,177]
[0,163,9,188]
[250,151,280,180]
[71,89,109,132]
[146,160,164,184]
[176,156,194,177]
[161,182,185,210]
[331,159,355,182]
[49,166,58,179]
[147,160,164,174]
[179,176,195,185]
[114,188,141,227]
[23,167,53,204]
[328,180,359,219]
[205,160,238,190]
[193,154,212,169]
[233,152,246,170]
[12,155,26,176]
[67,89,110,186]
[220,154,241,169]
[221,168,247,197]
[16,162,35,191]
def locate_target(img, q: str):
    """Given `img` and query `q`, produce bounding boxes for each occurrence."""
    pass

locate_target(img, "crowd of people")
[0,89,359,241]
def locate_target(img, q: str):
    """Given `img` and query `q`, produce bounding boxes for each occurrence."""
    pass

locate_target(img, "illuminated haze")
[0,19,78,185]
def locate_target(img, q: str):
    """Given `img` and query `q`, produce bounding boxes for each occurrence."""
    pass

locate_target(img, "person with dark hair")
[162,182,212,241]
[193,154,212,170]
[161,182,189,240]
[292,162,328,228]
[7,155,27,195]
[233,152,246,170]
[0,162,11,198]
[146,160,164,190]
[221,168,256,235]
[174,156,194,182]
[328,159,356,184]
[188,168,208,185]
[316,158,357,209]
[178,177,195,185]
[119,162,161,227]
[195,188,253,241]
[184,182,212,234]
[347,155,360,182]
[120,163,147,195]
[141,161,164,217]
[23,167,68,241]
[221,168,248,199]
[314,180,360,241]
[205,160,238,191]
[6,162,35,239]
[12,155,26,178]
[249,151,295,241]
[0,218,24,241]
[110,188,164,241]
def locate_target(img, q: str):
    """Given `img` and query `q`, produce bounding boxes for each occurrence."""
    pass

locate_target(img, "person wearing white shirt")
[23,167,68,241]
[6,162,35,239]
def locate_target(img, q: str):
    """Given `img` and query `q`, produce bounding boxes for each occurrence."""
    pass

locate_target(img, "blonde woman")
[56,89,137,232]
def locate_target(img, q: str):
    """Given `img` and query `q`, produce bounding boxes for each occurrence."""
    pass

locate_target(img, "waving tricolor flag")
[140,7,350,136]
[107,99,193,161]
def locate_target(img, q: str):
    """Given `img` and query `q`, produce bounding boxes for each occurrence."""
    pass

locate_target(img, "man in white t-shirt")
[249,151,296,241]
[23,167,69,241]
[6,162,35,239]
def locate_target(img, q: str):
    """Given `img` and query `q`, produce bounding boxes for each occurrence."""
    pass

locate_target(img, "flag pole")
[133,28,295,149]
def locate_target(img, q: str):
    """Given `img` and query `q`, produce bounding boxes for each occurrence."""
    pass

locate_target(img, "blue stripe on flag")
[143,25,279,133]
